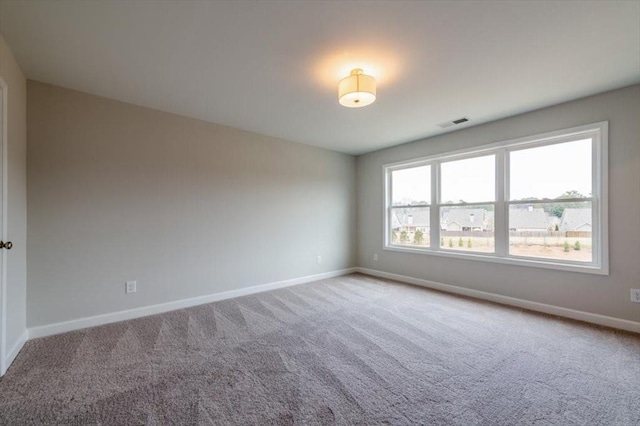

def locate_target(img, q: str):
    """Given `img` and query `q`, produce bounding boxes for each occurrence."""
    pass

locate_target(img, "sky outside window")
[441,155,495,203]
[391,165,430,205]
[510,139,592,200]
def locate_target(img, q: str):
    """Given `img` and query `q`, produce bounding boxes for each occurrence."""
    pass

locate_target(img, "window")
[508,139,594,263]
[384,122,608,274]
[440,155,495,253]
[390,165,431,248]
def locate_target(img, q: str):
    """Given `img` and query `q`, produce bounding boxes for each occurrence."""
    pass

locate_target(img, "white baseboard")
[3,329,28,374]
[356,267,640,334]
[24,266,639,341]
[28,268,358,339]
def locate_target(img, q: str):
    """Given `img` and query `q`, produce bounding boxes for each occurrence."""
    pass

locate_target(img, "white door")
[0,82,8,375]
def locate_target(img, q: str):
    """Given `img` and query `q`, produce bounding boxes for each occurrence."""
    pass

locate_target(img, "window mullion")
[430,161,439,249]
[385,171,391,247]
[494,149,507,256]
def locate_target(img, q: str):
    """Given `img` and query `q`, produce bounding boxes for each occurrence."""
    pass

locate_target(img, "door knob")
[0,241,12,250]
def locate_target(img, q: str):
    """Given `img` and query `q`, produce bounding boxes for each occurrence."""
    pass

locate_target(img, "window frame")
[383,122,608,275]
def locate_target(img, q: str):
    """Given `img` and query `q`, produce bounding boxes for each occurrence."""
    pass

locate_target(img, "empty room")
[0,0,638,424]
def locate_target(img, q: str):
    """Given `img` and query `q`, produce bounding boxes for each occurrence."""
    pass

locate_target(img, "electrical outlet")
[316,255,322,264]
[631,289,640,303]
[373,253,379,262]
[125,281,137,294]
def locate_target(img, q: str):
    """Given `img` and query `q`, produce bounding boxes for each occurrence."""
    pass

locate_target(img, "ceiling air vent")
[437,117,470,129]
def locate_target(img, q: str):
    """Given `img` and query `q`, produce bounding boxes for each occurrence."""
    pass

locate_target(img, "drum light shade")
[338,68,376,108]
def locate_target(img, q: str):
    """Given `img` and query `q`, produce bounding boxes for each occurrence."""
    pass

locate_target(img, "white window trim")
[383,121,609,275]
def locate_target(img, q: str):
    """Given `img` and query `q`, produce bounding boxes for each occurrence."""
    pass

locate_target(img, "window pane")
[508,201,592,262]
[391,165,430,206]
[440,205,494,253]
[510,139,592,201]
[390,207,430,247]
[441,155,495,203]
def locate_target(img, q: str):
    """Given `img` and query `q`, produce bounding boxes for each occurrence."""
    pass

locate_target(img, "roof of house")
[509,208,549,230]
[560,208,592,232]
[392,209,430,229]
[441,208,487,228]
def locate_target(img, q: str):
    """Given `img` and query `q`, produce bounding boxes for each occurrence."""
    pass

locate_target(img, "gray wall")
[357,85,640,323]
[23,80,640,329]
[0,36,28,353]
[27,81,356,328]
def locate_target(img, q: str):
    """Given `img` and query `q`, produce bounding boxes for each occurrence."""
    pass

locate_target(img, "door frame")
[0,77,8,375]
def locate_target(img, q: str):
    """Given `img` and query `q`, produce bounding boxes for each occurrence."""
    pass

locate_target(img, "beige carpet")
[0,273,638,425]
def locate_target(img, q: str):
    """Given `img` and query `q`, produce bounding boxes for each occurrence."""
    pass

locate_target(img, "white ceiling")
[1,1,639,155]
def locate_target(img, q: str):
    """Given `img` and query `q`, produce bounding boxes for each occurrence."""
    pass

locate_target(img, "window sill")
[383,245,608,276]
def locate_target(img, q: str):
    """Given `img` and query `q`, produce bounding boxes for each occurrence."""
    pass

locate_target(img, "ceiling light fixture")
[338,68,376,108]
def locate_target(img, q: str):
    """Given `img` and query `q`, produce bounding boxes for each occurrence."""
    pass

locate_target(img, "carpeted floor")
[0,273,638,425]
